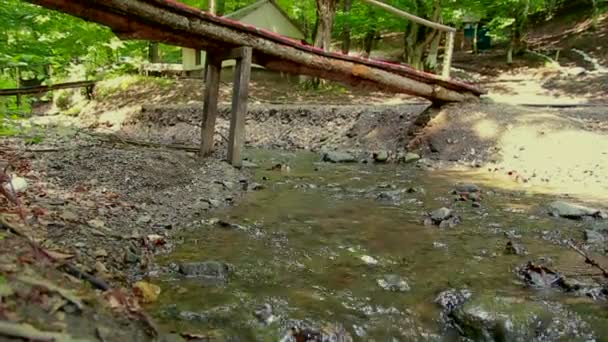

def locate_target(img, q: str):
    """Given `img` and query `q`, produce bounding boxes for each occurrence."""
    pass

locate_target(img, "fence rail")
[0,80,95,96]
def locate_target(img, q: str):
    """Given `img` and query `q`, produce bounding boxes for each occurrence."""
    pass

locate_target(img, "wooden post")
[442,31,455,79]
[227,47,252,167]
[15,67,21,108]
[200,53,222,158]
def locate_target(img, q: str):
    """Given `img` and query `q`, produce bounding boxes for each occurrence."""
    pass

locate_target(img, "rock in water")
[322,151,356,163]
[253,304,276,325]
[373,150,389,163]
[360,255,379,265]
[505,240,528,255]
[435,288,472,313]
[453,183,480,193]
[431,207,453,223]
[376,190,402,202]
[377,274,410,292]
[548,201,603,219]
[516,261,565,289]
[585,229,606,244]
[178,261,230,284]
[403,152,421,163]
[448,294,595,341]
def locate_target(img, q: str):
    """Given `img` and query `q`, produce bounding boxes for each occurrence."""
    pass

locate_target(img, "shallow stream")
[149,150,608,340]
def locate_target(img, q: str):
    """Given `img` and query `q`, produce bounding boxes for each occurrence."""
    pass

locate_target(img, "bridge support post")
[199,46,252,167]
[200,53,222,159]
[227,47,252,168]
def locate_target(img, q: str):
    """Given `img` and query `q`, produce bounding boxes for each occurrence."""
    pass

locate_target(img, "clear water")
[149,150,608,340]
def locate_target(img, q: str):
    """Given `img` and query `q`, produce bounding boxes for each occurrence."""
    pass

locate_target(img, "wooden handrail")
[360,0,455,32]
[0,80,95,96]
[360,0,456,78]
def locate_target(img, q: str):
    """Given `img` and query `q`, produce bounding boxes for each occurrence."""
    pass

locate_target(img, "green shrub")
[55,90,73,110]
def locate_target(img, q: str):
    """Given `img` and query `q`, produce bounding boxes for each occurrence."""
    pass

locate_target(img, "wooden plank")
[25,0,483,101]
[227,47,252,167]
[360,0,455,32]
[442,31,455,79]
[218,47,250,61]
[0,80,96,96]
[199,53,222,158]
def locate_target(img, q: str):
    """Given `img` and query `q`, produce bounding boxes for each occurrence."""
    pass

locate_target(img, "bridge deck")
[28,0,484,103]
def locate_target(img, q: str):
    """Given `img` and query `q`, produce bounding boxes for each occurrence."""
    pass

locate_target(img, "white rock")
[4,176,28,193]
[360,255,379,265]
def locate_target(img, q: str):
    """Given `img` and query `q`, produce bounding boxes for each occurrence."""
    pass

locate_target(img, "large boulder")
[322,151,356,163]
[449,294,595,341]
[548,201,605,219]
[436,290,596,341]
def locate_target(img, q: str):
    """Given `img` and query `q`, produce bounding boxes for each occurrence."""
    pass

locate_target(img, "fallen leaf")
[146,234,165,246]
[133,281,161,303]
[43,249,75,261]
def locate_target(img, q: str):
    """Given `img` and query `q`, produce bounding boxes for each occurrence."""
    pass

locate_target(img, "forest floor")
[1,10,607,342]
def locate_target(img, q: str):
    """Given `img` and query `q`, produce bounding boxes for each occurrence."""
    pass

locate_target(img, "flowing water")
[149,150,608,340]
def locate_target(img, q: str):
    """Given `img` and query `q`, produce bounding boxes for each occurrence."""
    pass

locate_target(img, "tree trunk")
[148,42,160,63]
[402,0,442,70]
[472,22,478,54]
[340,0,352,54]
[208,0,216,14]
[507,0,529,63]
[314,0,337,51]
[592,0,599,30]
[425,32,440,71]
[362,29,376,58]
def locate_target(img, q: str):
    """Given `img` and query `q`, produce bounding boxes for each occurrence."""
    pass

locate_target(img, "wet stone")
[449,294,596,342]
[360,255,379,265]
[431,207,452,223]
[376,190,402,202]
[253,303,276,325]
[505,240,528,255]
[435,288,472,313]
[585,229,607,244]
[377,274,410,292]
[322,151,356,163]
[453,183,480,194]
[281,320,353,342]
[439,216,461,229]
[516,261,566,289]
[402,152,421,163]
[372,150,389,163]
[178,261,231,284]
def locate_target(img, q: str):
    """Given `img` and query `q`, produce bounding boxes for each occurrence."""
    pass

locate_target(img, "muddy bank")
[1,129,251,283]
[1,128,257,340]
[123,103,428,157]
[410,101,608,201]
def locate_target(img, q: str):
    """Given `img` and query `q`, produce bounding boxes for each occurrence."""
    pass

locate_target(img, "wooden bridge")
[26,0,485,166]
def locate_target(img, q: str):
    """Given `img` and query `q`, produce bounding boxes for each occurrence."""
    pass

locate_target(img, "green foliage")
[95,75,175,99]
[55,90,72,111]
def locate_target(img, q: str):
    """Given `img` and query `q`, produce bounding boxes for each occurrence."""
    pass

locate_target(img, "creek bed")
[148,150,608,340]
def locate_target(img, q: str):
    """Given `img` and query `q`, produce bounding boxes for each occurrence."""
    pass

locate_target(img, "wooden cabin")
[182,0,306,73]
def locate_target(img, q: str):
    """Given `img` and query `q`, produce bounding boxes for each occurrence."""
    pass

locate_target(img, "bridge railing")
[360,0,456,79]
